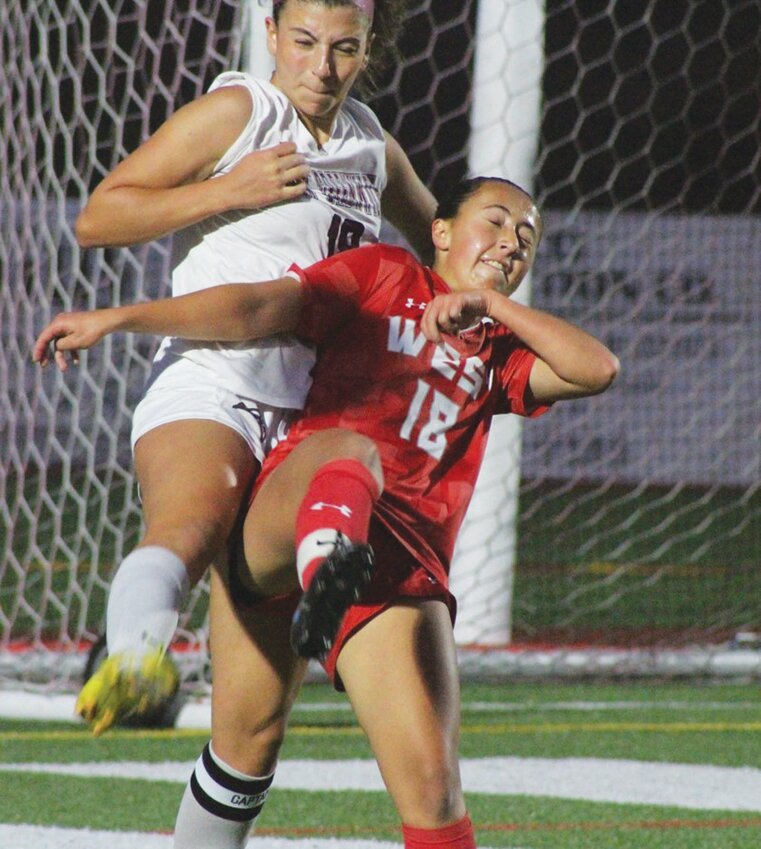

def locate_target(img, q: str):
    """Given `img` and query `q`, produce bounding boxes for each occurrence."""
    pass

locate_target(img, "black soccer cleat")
[290,537,375,660]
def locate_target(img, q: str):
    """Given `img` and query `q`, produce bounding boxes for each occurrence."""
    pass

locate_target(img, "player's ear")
[431,218,451,251]
[265,16,278,56]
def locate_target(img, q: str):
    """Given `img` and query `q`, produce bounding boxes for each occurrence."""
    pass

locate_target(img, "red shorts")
[238,519,456,690]
[323,519,456,689]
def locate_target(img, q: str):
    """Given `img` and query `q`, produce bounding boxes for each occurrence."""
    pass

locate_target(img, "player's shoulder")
[318,244,417,289]
[195,73,256,124]
[206,72,285,113]
[345,242,417,267]
[358,244,425,297]
[208,71,263,95]
[207,71,251,100]
[378,243,419,265]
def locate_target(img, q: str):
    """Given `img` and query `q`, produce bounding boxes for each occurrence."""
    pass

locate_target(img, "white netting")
[1,0,760,691]
[1,0,244,687]
[452,0,761,661]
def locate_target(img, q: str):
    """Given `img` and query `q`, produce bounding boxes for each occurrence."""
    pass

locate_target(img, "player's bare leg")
[207,566,307,773]
[76,419,258,735]
[173,566,307,849]
[337,600,476,847]
[136,420,258,583]
[242,428,383,658]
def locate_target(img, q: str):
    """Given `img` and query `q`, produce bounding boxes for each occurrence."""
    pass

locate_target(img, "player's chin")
[298,90,341,117]
[471,270,505,293]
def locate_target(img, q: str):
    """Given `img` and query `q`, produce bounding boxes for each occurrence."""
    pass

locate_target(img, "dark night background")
[18,0,761,214]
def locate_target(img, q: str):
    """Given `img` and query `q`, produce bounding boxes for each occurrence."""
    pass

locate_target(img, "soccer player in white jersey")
[71,0,435,736]
[38,177,619,848]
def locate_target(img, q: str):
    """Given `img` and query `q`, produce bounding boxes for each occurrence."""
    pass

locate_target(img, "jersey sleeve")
[493,337,552,418]
[206,73,266,175]
[292,245,384,344]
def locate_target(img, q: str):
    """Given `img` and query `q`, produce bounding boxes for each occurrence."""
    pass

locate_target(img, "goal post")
[243,0,275,80]
[449,0,545,646]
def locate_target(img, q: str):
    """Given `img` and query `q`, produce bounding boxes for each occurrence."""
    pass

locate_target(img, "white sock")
[295,528,342,588]
[173,742,274,849]
[106,546,190,657]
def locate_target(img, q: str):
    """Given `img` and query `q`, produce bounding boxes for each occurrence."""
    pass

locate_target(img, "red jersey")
[262,244,549,587]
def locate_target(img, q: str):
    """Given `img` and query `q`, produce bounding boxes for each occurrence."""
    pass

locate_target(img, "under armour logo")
[309,501,353,518]
[405,298,427,310]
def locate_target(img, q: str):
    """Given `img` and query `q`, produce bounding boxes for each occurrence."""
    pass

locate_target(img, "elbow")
[604,351,622,387]
[590,351,621,394]
[76,196,123,248]
[75,209,102,248]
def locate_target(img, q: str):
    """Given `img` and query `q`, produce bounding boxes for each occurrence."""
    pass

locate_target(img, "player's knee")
[351,434,383,489]
[318,428,383,488]
[391,750,464,826]
[143,513,232,578]
[401,781,464,828]
[213,715,288,776]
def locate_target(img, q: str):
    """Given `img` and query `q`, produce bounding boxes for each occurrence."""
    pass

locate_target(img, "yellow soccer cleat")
[75,648,179,736]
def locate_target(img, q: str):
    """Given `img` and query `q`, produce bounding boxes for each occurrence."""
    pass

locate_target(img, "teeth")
[482,259,506,273]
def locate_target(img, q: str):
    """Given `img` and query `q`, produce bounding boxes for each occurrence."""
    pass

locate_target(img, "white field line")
[0,824,513,849]
[2,690,761,726]
[3,756,761,812]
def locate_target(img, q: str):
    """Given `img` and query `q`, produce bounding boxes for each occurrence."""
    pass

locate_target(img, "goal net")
[2,0,759,693]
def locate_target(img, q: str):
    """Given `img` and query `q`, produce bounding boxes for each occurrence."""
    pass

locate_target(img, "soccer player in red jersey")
[36,177,619,848]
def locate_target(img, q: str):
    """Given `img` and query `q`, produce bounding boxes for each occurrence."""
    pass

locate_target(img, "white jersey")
[154,72,387,408]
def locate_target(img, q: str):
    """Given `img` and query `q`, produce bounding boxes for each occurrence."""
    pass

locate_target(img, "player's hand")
[221,141,310,210]
[421,291,493,342]
[33,310,116,371]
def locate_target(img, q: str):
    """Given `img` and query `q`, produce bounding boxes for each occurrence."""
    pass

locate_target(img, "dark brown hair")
[435,177,535,220]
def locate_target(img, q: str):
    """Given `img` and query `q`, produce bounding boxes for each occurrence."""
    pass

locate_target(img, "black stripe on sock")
[201,743,274,795]
[189,772,259,822]
[188,744,273,822]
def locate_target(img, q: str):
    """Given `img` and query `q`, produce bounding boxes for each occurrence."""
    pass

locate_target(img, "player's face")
[432,182,542,296]
[268,1,372,138]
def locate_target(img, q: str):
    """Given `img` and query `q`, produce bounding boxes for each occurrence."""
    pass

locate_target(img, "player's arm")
[381,132,437,263]
[76,87,309,247]
[421,289,620,402]
[33,278,305,371]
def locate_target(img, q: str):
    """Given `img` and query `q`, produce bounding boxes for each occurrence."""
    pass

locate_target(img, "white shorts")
[131,357,298,463]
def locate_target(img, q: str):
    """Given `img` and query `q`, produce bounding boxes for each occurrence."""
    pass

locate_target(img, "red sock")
[402,815,476,849]
[295,459,380,589]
